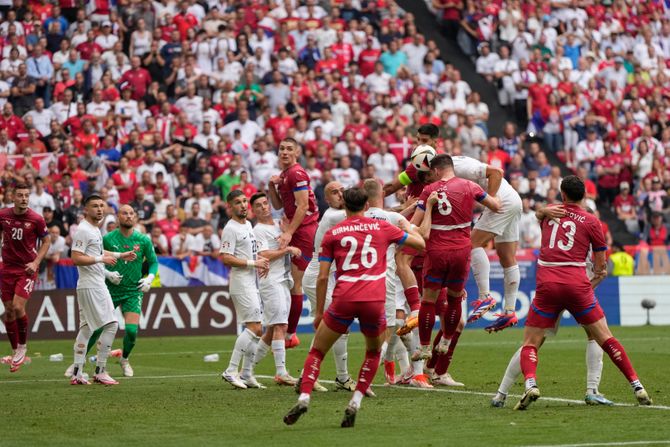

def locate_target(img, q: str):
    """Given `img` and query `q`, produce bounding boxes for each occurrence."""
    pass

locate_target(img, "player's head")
[117,204,136,229]
[417,123,439,147]
[560,175,585,203]
[278,137,300,167]
[343,187,368,214]
[363,178,383,206]
[324,181,345,209]
[250,192,270,219]
[13,183,30,212]
[429,153,454,176]
[83,194,106,223]
[227,189,248,219]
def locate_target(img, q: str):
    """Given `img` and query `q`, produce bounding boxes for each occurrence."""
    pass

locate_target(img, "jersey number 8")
[435,192,453,216]
[341,235,378,270]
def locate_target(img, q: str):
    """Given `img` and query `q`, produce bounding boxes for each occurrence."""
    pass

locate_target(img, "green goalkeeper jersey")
[103,229,158,297]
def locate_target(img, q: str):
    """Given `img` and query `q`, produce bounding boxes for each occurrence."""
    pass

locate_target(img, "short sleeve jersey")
[103,229,157,297]
[418,177,486,250]
[452,155,518,200]
[319,216,407,302]
[72,219,106,288]
[537,204,608,285]
[0,208,47,270]
[220,219,259,295]
[278,163,318,225]
[313,207,346,258]
[254,220,293,289]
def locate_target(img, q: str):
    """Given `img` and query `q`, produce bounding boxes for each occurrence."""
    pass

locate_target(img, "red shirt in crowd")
[119,68,152,101]
[358,48,381,76]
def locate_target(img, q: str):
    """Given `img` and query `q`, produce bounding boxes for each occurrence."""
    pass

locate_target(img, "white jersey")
[364,207,405,274]
[452,155,518,201]
[254,220,293,289]
[312,207,346,258]
[219,219,258,295]
[72,219,105,289]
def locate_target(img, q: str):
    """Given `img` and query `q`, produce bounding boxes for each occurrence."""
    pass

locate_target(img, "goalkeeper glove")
[137,274,155,292]
[105,270,123,285]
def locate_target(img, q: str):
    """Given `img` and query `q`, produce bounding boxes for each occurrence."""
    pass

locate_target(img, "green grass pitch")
[1,326,669,447]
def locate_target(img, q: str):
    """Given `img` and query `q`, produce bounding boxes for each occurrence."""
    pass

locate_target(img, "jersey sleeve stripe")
[397,232,408,246]
[476,192,487,202]
[318,256,333,262]
[293,186,309,191]
[593,246,608,252]
[417,203,426,211]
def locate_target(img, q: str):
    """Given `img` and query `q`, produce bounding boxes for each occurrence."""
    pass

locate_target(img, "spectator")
[193,224,221,258]
[170,224,196,259]
[614,182,640,235]
[607,243,635,277]
[28,177,56,215]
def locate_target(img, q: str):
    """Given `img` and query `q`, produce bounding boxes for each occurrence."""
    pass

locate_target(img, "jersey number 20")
[11,227,23,240]
[548,220,576,251]
[341,235,378,270]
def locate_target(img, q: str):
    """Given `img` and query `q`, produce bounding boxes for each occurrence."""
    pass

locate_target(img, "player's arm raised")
[25,233,51,275]
[267,175,284,210]
[535,204,566,222]
[416,191,437,240]
[383,169,411,197]
[484,165,504,197]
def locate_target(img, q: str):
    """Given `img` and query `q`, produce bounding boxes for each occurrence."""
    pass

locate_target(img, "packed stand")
[430,0,670,270]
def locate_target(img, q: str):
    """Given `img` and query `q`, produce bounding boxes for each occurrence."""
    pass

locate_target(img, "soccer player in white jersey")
[491,205,614,407]
[219,190,270,389]
[302,181,355,392]
[70,194,137,385]
[250,192,301,386]
[362,179,414,386]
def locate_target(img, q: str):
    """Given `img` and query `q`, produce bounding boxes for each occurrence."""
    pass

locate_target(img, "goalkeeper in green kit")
[66,205,158,378]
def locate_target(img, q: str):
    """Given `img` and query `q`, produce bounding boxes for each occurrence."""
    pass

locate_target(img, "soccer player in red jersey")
[514,176,652,410]
[283,187,425,428]
[268,138,320,349]
[0,184,50,372]
[409,155,501,361]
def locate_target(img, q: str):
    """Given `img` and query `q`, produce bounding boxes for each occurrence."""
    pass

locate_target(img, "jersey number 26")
[341,235,378,270]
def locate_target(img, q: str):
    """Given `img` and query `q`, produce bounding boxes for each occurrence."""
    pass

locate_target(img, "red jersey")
[537,204,607,285]
[591,99,616,123]
[278,163,318,224]
[403,163,427,199]
[0,208,48,270]
[119,68,152,101]
[528,83,552,112]
[418,177,486,250]
[157,218,181,242]
[595,154,620,188]
[358,48,381,76]
[319,216,407,302]
[266,116,294,143]
[613,194,635,215]
[210,153,233,178]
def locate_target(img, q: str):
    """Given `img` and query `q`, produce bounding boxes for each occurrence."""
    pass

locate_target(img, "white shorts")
[385,275,397,326]
[474,191,522,243]
[303,259,335,317]
[77,288,116,331]
[260,282,290,326]
[231,290,262,324]
[394,276,410,314]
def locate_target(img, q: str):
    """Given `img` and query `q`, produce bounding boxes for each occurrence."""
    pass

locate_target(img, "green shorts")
[111,292,143,315]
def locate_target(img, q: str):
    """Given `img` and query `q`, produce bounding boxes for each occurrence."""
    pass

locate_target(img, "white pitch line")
[2,373,670,412]
[520,441,670,447]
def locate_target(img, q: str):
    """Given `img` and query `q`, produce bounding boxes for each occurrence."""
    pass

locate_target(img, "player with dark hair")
[219,189,270,389]
[268,137,320,349]
[513,175,652,410]
[283,187,425,428]
[0,184,50,372]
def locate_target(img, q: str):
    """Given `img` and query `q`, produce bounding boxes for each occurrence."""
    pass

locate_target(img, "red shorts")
[526,281,605,329]
[422,246,471,292]
[1,269,36,302]
[323,299,386,337]
[290,220,318,270]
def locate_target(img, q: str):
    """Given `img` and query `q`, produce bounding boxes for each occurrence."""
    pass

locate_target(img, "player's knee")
[3,304,15,321]
[125,324,139,342]
[104,321,119,333]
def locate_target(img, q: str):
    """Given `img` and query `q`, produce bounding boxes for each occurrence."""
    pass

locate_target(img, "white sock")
[227,328,255,374]
[73,323,92,376]
[379,341,388,366]
[272,339,288,376]
[471,247,490,298]
[254,339,271,367]
[586,339,603,393]
[410,328,423,375]
[525,377,537,390]
[241,332,260,379]
[498,347,522,395]
[385,332,400,362]
[298,393,311,404]
[349,390,364,409]
[503,265,520,312]
[333,333,349,382]
[395,341,411,375]
[95,322,118,372]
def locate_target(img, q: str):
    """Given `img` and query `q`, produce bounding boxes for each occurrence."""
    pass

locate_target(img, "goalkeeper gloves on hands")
[105,270,123,285]
[137,274,155,292]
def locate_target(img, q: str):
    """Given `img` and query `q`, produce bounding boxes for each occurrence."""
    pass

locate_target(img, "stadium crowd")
[0,0,668,283]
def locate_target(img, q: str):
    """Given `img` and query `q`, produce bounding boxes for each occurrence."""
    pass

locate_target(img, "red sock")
[418,300,436,345]
[355,349,381,394]
[426,329,443,369]
[17,315,28,345]
[287,294,303,334]
[435,331,461,375]
[299,348,325,395]
[5,319,18,350]
[520,345,538,380]
[441,296,463,339]
[601,337,639,382]
[436,289,448,314]
[404,286,420,312]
